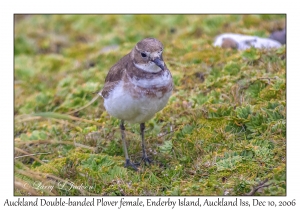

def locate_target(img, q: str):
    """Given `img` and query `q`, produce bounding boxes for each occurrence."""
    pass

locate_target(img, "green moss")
[14,14,286,196]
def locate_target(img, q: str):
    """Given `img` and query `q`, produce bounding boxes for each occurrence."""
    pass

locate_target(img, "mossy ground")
[14,14,286,196]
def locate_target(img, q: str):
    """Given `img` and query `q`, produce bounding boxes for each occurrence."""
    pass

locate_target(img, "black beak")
[152,57,165,70]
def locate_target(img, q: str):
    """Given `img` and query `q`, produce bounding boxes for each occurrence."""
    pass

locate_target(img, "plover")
[100,38,173,170]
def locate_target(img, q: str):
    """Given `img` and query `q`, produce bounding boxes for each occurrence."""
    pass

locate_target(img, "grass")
[14,14,286,196]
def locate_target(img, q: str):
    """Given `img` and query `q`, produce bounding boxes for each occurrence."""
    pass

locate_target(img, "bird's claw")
[142,156,152,165]
[124,159,140,171]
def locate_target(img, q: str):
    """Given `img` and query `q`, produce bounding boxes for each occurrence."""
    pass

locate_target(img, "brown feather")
[101,54,130,98]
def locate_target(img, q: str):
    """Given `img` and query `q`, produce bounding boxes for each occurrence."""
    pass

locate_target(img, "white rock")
[214,33,282,50]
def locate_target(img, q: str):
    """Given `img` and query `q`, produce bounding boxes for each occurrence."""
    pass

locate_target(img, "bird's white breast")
[103,71,172,123]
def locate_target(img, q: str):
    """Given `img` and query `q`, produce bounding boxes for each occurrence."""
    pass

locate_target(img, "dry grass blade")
[15,139,74,146]
[244,179,272,196]
[16,116,42,123]
[15,147,47,166]
[15,112,102,126]
[14,177,40,196]
[35,112,103,126]
[66,94,100,114]
[15,152,51,159]
[15,139,96,152]
[15,147,59,173]
[15,168,57,195]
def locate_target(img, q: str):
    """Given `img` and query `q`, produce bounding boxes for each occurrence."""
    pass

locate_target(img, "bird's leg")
[120,120,138,170]
[140,123,151,165]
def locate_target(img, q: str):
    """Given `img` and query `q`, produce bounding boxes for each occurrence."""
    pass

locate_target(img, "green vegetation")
[14,14,286,196]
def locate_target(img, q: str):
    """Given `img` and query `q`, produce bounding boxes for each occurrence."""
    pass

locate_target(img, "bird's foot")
[142,156,152,165]
[124,159,140,171]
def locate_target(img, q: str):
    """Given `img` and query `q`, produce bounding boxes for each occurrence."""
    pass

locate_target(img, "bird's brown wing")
[100,54,129,98]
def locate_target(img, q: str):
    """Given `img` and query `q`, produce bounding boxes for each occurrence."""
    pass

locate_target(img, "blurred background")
[14,14,285,115]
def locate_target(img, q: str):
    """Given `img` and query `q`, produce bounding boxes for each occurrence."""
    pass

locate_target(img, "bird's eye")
[141,52,147,58]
